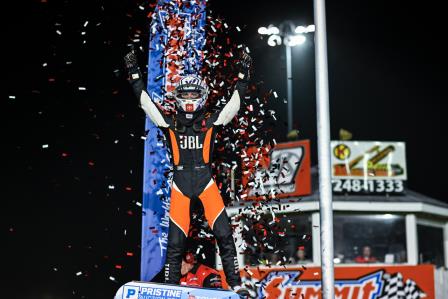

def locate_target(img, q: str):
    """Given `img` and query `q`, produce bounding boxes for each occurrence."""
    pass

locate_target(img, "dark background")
[4,0,447,298]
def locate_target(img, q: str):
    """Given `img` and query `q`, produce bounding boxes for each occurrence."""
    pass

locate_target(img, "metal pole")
[313,0,335,297]
[285,44,293,133]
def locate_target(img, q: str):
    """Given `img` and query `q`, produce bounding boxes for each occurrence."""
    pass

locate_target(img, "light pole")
[258,22,315,134]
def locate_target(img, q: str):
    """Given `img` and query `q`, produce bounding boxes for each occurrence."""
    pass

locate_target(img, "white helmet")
[173,75,208,112]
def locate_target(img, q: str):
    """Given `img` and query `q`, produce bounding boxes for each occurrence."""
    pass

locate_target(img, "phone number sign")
[331,141,407,194]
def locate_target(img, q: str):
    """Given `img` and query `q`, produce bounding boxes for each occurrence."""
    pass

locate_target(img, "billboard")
[331,141,407,194]
[222,265,435,299]
[242,140,311,200]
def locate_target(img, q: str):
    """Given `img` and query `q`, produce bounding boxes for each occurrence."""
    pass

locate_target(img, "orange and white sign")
[241,140,311,200]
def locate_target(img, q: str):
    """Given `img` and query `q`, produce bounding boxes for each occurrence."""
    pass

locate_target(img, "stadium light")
[295,24,316,34]
[267,35,282,47]
[258,25,280,35]
[257,21,315,133]
[285,34,306,47]
[258,27,268,35]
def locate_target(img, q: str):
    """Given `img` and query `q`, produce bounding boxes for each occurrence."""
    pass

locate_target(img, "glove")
[123,44,141,80]
[238,51,252,81]
[124,44,139,71]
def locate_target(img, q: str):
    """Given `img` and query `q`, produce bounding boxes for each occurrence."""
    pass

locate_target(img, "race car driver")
[124,47,252,296]
[180,252,222,288]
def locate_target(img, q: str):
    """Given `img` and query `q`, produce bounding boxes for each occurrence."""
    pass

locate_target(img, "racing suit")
[126,57,248,289]
[180,263,222,288]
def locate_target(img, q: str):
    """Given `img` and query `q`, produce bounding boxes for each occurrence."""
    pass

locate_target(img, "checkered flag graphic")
[404,279,426,299]
[379,272,426,299]
[380,273,405,299]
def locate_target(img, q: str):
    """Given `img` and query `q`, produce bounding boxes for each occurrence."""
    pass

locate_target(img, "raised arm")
[214,52,252,126]
[139,91,169,128]
[124,47,169,128]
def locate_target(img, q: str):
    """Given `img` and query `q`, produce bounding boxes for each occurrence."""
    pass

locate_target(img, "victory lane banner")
[331,141,407,194]
[141,0,207,281]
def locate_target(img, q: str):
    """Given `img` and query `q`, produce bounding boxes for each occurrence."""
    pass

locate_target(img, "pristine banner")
[141,0,206,281]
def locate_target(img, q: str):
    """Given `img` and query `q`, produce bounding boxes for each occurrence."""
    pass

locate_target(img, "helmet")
[173,75,208,112]
[183,252,196,264]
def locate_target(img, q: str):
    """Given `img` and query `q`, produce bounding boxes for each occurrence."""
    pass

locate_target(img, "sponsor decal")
[123,286,182,299]
[186,103,194,112]
[124,286,139,299]
[179,135,203,149]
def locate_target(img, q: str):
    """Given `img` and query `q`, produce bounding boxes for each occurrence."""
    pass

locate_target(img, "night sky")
[4,0,447,298]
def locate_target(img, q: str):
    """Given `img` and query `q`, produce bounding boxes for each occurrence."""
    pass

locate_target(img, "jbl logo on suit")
[179,135,203,149]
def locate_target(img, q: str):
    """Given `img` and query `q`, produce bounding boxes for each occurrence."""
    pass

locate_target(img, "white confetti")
[78,87,87,91]
[42,144,49,149]
[273,91,278,98]
[9,95,16,100]
[236,26,241,32]
[136,202,142,207]
[76,272,82,276]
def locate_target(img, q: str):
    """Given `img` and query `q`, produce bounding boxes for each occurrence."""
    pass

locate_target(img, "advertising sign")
[115,281,239,299]
[331,141,407,194]
[228,265,434,299]
[242,140,311,200]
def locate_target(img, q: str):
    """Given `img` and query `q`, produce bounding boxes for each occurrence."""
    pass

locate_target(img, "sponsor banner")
[331,141,407,194]
[242,140,311,199]
[141,0,207,281]
[229,265,435,299]
[115,282,239,299]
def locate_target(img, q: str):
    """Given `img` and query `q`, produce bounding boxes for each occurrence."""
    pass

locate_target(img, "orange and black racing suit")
[127,66,247,288]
